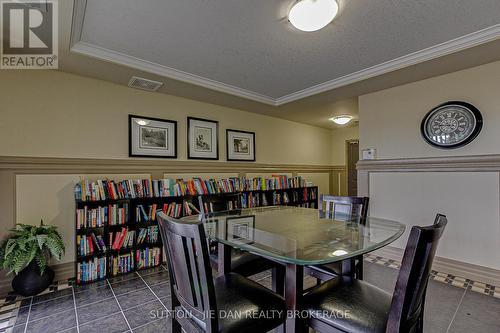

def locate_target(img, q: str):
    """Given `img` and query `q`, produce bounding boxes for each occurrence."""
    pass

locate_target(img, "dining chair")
[302,214,448,333]
[305,195,369,282]
[157,212,286,333]
[198,195,284,285]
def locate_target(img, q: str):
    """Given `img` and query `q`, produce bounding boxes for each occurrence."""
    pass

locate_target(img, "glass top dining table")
[182,206,405,333]
[181,206,406,266]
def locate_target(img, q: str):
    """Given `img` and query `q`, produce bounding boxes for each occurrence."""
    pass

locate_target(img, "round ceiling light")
[289,0,339,32]
[329,115,353,125]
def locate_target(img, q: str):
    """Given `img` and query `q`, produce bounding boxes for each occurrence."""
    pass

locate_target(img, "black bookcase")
[75,186,318,284]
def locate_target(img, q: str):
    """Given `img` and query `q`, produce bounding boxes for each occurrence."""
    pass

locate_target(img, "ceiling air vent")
[128,76,164,92]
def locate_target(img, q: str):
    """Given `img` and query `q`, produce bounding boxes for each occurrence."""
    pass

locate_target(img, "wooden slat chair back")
[320,195,369,223]
[158,212,218,332]
[387,214,448,332]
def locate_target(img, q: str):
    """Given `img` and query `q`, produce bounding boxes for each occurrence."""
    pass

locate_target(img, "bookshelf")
[74,176,318,284]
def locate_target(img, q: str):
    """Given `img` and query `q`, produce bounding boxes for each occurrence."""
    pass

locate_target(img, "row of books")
[273,192,290,205]
[109,228,135,250]
[241,192,262,208]
[202,200,239,214]
[75,176,310,201]
[136,247,161,270]
[161,201,197,219]
[298,202,317,209]
[75,179,158,201]
[176,175,308,194]
[136,202,198,221]
[77,257,106,283]
[78,226,160,257]
[136,204,158,222]
[76,204,128,229]
[77,233,107,256]
[305,187,318,201]
[136,226,159,245]
[110,252,134,276]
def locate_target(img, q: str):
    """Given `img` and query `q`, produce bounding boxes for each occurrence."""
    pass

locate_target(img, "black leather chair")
[157,212,286,333]
[305,195,369,282]
[198,194,283,279]
[302,214,447,333]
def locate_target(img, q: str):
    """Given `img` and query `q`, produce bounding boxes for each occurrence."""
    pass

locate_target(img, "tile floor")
[1,262,499,333]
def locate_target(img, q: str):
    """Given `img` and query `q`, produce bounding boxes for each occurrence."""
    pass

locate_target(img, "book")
[75,176,309,202]
[75,176,316,284]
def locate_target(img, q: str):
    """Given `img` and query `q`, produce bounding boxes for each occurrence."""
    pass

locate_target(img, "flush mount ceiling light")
[289,0,339,32]
[329,115,353,125]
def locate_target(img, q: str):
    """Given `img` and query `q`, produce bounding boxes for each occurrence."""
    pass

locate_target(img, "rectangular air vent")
[128,76,164,92]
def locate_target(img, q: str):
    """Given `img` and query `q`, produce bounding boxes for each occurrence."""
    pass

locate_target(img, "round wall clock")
[421,101,482,149]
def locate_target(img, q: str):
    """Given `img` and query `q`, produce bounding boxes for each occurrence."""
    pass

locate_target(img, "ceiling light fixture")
[289,0,339,32]
[330,115,352,125]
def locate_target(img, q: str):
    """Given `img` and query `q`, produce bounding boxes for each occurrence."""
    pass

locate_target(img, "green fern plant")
[0,220,65,275]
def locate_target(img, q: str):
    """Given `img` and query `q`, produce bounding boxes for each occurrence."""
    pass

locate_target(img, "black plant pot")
[12,262,55,297]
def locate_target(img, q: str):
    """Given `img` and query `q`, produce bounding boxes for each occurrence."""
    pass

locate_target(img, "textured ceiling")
[55,0,500,128]
[78,0,500,99]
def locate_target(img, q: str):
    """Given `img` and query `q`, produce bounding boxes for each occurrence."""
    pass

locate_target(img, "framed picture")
[204,220,219,239]
[187,117,219,160]
[226,129,255,161]
[225,215,255,244]
[129,115,177,158]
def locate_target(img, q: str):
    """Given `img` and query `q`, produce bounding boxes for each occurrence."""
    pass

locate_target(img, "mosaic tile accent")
[364,253,499,298]
[0,258,498,332]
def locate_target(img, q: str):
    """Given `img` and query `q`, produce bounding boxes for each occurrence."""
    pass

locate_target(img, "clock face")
[421,101,482,149]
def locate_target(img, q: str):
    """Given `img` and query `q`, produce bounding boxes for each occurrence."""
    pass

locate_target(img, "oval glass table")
[181,206,405,332]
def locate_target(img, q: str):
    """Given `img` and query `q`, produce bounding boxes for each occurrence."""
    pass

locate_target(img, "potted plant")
[0,221,65,296]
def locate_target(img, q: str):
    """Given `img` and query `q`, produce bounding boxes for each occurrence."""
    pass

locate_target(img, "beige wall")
[359,60,500,160]
[358,60,500,271]
[331,125,359,165]
[0,70,346,292]
[0,70,334,165]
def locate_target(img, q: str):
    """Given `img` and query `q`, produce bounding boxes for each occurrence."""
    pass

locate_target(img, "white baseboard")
[372,246,500,287]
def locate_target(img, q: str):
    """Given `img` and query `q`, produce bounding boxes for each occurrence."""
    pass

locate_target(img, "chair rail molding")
[357,154,500,286]
[0,156,344,173]
[0,155,346,296]
[357,154,500,172]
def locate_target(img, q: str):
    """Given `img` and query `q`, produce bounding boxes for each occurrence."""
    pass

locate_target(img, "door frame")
[345,139,359,196]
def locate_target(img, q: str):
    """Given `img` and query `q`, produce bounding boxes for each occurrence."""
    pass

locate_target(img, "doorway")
[346,140,359,196]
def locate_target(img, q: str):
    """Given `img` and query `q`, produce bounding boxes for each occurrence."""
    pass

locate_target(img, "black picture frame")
[187,117,219,160]
[129,114,177,158]
[225,215,256,244]
[420,101,483,149]
[226,129,256,162]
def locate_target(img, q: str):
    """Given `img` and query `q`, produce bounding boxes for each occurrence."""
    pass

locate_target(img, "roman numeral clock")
[421,101,483,149]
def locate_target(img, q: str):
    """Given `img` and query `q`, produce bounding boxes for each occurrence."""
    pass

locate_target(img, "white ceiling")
[71,0,500,105]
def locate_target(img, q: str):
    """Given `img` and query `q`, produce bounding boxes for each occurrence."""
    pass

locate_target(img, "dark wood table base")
[217,243,357,333]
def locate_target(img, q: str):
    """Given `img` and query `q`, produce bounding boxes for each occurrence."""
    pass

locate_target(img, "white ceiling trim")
[70,0,500,106]
[70,41,277,105]
[275,23,500,105]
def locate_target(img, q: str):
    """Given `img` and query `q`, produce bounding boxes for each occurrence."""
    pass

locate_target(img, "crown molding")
[70,41,278,105]
[276,23,500,105]
[70,0,500,106]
